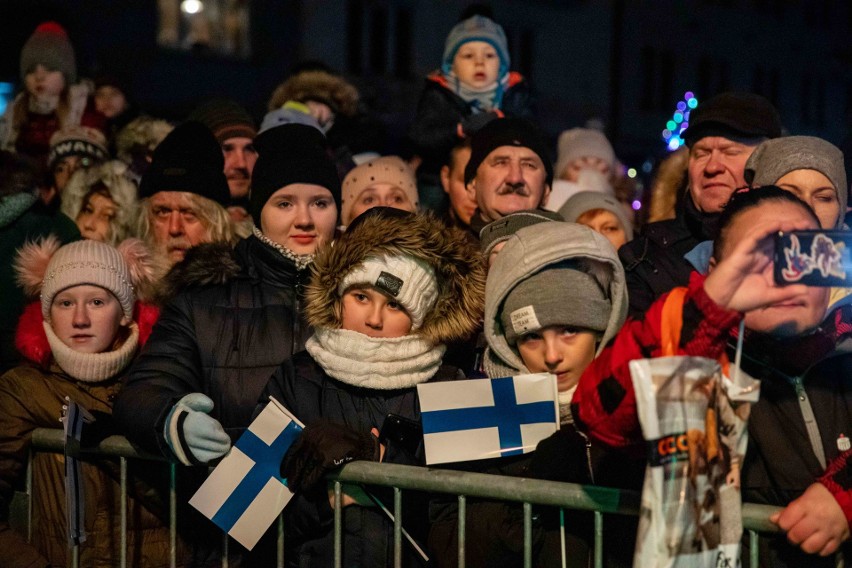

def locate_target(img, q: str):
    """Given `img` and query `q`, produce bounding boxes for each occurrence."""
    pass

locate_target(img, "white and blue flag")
[417,373,559,465]
[189,397,302,550]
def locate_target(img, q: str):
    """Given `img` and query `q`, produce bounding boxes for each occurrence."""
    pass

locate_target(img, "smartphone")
[379,414,423,456]
[774,230,852,287]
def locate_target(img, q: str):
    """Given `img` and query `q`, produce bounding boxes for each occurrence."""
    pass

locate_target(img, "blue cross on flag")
[189,397,302,550]
[417,373,559,465]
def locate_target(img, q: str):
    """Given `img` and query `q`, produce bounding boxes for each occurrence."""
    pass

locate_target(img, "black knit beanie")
[138,121,230,206]
[465,118,554,186]
[189,98,257,144]
[249,123,342,226]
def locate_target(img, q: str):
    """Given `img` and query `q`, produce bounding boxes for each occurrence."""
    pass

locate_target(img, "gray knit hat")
[479,208,563,257]
[558,191,634,241]
[554,129,616,180]
[500,262,611,345]
[20,22,77,84]
[744,136,847,227]
[40,240,135,321]
[442,15,510,77]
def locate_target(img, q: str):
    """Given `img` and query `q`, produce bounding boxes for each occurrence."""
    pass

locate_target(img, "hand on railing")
[770,483,849,556]
[163,393,231,466]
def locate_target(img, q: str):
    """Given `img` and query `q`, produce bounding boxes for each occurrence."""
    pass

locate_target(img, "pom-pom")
[14,236,62,297]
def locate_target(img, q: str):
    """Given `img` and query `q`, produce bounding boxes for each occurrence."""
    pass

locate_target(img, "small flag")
[189,397,303,550]
[62,398,93,547]
[417,373,559,465]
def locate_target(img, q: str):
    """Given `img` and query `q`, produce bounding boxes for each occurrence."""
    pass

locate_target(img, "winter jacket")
[573,274,852,567]
[619,193,719,318]
[264,353,462,568]
[407,72,533,178]
[115,235,313,457]
[0,302,179,568]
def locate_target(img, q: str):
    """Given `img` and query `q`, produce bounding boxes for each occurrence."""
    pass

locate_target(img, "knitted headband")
[338,254,439,331]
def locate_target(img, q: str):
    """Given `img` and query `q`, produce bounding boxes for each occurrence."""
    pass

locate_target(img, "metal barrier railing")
[22,429,784,568]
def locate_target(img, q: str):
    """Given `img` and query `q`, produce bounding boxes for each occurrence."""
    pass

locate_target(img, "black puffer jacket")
[619,195,718,318]
[264,353,462,568]
[115,235,313,456]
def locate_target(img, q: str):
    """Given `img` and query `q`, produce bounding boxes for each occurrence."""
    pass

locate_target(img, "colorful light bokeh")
[662,91,698,151]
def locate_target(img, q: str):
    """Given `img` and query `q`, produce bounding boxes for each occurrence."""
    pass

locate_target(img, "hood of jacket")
[484,222,628,377]
[305,212,486,346]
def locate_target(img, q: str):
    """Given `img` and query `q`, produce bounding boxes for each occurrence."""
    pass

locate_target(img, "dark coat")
[264,352,461,568]
[115,235,313,457]
[619,195,717,318]
[407,72,534,178]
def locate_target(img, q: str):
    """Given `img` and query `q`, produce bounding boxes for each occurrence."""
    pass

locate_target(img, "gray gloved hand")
[164,393,231,465]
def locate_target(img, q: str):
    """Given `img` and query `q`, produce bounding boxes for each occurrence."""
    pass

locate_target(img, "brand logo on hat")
[375,271,403,297]
[510,306,541,335]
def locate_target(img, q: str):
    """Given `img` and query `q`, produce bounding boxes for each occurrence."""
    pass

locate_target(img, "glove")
[458,110,502,139]
[163,393,231,466]
[281,420,380,493]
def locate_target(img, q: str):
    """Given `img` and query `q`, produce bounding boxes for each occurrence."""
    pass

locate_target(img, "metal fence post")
[457,494,466,568]
[120,456,127,568]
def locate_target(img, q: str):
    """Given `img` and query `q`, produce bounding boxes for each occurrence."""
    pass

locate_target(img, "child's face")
[341,286,413,338]
[350,183,416,223]
[560,156,611,182]
[577,209,627,250]
[94,85,129,119]
[516,326,597,392]
[25,64,65,99]
[451,41,500,87]
[76,192,117,242]
[52,156,83,193]
[50,284,127,354]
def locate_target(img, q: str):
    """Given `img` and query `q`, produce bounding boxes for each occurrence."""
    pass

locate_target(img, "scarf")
[252,225,316,270]
[306,327,446,390]
[44,322,139,383]
[443,71,510,112]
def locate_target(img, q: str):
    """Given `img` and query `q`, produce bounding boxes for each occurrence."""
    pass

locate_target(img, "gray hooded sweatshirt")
[483,222,629,387]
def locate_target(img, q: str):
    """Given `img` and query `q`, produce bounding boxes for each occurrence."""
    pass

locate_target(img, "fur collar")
[157,241,240,304]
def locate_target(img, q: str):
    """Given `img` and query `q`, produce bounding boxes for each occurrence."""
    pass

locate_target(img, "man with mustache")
[136,121,233,266]
[464,117,554,237]
[190,98,258,225]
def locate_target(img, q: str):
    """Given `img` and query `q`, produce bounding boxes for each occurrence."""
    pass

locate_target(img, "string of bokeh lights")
[662,92,699,151]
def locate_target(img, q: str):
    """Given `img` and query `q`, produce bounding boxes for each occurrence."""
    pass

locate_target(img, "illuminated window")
[157,0,251,58]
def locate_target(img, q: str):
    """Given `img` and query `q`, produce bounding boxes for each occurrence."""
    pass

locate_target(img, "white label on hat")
[510,306,541,335]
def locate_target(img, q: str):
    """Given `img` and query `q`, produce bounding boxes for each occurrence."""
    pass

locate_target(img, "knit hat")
[189,98,257,144]
[20,22,76,84]
[558,191,634,241]
[48,126,109,169]
[442,15,510,78]
[138,121,230,207]
[259,102,324,134]
[338,254,439,331]
[465,118,554,186]
[341,156,418,226]
[682,92,782,147]
[479,208,563,257]
[38,240,135,321]
[249,123,342,225]
[500,262,611,345]
[744,136,847,227]
[554,128,616,180]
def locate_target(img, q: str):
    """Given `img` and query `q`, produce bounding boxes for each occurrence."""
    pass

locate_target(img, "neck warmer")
[683,191,721,242]
[44,322,139,383]
[558,387,576,425]
[306,327,446,390]
[28,92,60,115]
[252,225,316,270]
[0,191,37,229]
[444,71,509,112]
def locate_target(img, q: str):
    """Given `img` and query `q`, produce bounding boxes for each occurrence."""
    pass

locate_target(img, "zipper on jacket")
[790,376,827,470]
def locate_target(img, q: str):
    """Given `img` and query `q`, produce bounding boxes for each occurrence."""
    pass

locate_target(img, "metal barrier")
[22,429,785,568]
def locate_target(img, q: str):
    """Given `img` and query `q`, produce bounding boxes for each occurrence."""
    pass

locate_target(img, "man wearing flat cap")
[464,117,554,236]
[619,91,783,316]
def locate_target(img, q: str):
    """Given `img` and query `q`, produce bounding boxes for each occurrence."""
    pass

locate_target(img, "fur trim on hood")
[157,241,240,304]
[483,222,628,377]
[267,70,359,117]
[16,299,159,368]
[305,211,485,346]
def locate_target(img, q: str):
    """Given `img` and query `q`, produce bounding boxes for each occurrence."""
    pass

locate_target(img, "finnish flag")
[189,397,302,550]
[417,373,559,465]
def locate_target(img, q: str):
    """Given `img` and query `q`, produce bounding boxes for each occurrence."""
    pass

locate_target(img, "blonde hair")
[136,192,235,247]
[648,147,689,223]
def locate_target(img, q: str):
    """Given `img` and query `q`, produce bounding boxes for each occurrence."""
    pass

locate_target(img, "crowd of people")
[0,11,849,568]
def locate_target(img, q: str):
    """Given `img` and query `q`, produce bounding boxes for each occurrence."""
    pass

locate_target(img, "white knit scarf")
[44,322,139,383]
[306,327,446,390]
[444,71,510,112]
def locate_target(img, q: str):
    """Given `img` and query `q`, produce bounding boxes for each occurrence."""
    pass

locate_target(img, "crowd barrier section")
[18,429,790,568]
